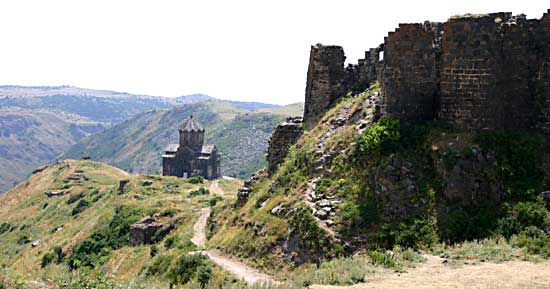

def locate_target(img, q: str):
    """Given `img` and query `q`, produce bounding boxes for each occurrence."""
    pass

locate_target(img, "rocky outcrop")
[235,174,260,207]
[266,117,303,174]
[129,216,174,246]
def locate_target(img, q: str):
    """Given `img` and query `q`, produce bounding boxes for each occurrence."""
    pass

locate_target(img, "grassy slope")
[208,87,550,277]
[62,102,302,179]
[0,159,245,288]
[0,107,105,193]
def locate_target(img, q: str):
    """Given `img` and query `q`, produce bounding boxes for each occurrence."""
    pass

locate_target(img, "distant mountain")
[0,107,105,192]
[176,93,281,111]
[62,102,303,179]
[0,86,173,124]
[0,85,297,193]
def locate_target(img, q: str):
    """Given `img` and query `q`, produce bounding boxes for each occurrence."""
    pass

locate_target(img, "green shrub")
[512,226,550,257]
[188,176,204,184]
[164,236,180,249]
[395,218,438,249]
[444,205,499,242]
[190,187,209,196]
[71,199,90,216]
[41,252,54,268]
[209,196,223,206]
[197,264,213,289]
[440,148,460,169]
[40,247,63,268]
[368,250,397,268]
[66,192,85,205]
[68,205,143,269]
[145,254,174,276]
[150,245,159,257]
[357,116,400,157]
[168,254,208,285]
[161,208,177,217]
[17,235,30,245]
[475,131,545,199]
[289,207,328,256]
[0,223,12,234]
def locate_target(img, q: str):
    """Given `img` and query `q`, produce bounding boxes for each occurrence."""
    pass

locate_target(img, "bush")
[168,254,208,285]
[197,264,213,289]
[150,245,159,257]
[512,226,550,257]
[66,193,85,205]
[395,218,438,249]
[145,254,174,276]
[71,199,90,216]
[68,205,143,269]
[161,208,177,217]
[41,246,65,267]
[0,223,12,234]
[41,252,54,268]
[209,196,223,206]
[357,116,400,157]
[368,250,397,268]
[188,176,204,184]
[444,205,499,242]
[475,131,545,199]
[164,236,180,249]
[190,187,209,196]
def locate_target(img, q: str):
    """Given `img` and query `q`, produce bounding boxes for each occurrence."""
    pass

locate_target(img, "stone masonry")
[266,117,303,174]
[303,9,550,132]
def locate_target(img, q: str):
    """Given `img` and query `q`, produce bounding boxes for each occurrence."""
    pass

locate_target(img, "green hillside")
[62,102,303,179]
[208,85,550,273]
[0,159,247,288]
[0,107,105,193]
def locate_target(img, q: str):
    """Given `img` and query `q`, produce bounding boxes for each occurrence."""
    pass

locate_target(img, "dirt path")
[209,180,224,196]
[204,250,277,285]
[311,255,550,289]
[190,206,278,285]
[191,208,210,248]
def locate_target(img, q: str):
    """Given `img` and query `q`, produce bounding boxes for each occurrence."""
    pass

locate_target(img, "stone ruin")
[266,117,304,174]
[129,216,174,246]
[303,9,550,131]
[235,174,260,207]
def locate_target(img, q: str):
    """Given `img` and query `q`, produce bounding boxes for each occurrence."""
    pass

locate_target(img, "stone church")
[162,116,221,179]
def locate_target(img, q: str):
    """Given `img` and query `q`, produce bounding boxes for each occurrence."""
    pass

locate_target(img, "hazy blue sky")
[0,0,547,104]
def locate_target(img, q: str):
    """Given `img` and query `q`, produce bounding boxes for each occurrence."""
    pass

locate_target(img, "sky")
[0,1,548,105]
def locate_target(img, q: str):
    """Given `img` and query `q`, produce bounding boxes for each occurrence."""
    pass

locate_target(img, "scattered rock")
[271,205,286,216]
[31,240,41,247]
[45,191,67,197]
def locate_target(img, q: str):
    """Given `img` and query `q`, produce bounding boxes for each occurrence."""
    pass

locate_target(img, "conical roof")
[178,115,204,132]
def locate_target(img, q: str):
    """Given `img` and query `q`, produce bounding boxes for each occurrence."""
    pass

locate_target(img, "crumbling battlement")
[266,117,303,174]
[304,9,550,131]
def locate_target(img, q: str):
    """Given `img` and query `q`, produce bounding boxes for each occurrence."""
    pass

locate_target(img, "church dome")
[178,115,204,132]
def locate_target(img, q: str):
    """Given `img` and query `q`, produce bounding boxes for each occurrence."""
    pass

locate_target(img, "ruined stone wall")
[303,9,550,132]
[266,117,303,174]
[439,13,539,130]
[304,45,346,128]
[536,10,550,131]
[381,23,441,121]
[344,46,382,95]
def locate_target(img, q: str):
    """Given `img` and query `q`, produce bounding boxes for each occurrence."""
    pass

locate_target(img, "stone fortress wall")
[304,9,550,131]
